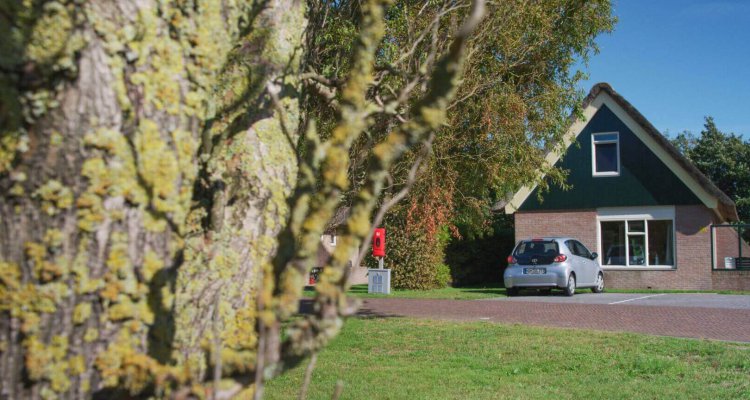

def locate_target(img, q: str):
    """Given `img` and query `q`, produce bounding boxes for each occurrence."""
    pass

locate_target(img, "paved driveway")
[492,292,750,310]
[355,294,750,342]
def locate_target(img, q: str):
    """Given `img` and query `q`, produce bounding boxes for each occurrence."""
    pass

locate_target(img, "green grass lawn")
[304,284,508,300]
[303,283,750,300]
[265,318,750,400]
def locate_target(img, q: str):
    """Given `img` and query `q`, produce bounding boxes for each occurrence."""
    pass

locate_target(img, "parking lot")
[356,292,750,342]
[491,292,750,310]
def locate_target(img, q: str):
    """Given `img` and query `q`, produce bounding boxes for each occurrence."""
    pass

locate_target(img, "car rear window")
[514,240,559,257]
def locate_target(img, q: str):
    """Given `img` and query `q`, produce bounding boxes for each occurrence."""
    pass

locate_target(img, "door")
[574,241,597,286]
[565,240,589,286]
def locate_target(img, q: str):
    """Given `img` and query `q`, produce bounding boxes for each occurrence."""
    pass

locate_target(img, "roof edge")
[592,83,738,222]
[495,83,739,222]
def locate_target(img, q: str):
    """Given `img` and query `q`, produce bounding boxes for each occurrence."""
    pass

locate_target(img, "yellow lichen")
[33,180,73,216]
[73,302,92,325]
[142,250,163,282]
[134,119,180,214]
[43,229,65,248]
[84,328,99,343]
[23,335,73,393]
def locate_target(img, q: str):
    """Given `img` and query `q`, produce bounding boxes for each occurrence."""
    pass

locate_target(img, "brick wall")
[714,226,750,269]
[712,270,750,290]
[515,206,749,290]
[515,210,598,251]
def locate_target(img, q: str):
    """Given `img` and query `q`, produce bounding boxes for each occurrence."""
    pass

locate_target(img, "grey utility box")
[368,269,391,294]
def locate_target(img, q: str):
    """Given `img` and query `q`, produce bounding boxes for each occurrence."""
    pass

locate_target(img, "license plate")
[524,268,546,275]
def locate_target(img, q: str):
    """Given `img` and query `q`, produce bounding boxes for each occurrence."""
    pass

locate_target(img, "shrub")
[433,263,452,288]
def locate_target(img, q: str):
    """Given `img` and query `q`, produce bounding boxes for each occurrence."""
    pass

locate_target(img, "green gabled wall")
[519,104,701,211]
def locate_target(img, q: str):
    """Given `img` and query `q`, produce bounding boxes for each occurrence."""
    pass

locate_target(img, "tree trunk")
[0,0,304,397]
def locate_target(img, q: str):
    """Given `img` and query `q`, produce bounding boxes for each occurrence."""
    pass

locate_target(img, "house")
[499,83,749,291]
[310,207,369,285]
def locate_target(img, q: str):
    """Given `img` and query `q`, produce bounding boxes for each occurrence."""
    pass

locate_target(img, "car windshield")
[514,240,559,257]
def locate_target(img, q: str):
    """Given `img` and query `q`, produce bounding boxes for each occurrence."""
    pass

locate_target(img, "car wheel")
[564,274,576,297]
[506,287,519,297]
[592,272,604,293]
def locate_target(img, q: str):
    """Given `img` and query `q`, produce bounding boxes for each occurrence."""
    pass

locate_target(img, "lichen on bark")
[1,0,305,397]
[1,0,484,397]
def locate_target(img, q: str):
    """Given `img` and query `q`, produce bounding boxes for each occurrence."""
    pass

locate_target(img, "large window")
[592,132,620,176]
[600,219,674,267]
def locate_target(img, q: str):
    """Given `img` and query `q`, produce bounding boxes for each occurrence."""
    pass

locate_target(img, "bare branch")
[331,381,345,400]
[298,353,319,400]
[300,71,339,87]
[354,132,435,267]
[278,0,486,374]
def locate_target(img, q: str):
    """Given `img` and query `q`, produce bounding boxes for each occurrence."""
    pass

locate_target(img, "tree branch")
[278,0,486,373]
[354,132,434,267]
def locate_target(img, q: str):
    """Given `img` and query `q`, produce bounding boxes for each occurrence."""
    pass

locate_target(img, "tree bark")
[0,0,304,397]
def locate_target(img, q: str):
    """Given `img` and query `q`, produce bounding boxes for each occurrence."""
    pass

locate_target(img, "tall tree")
[673,117,750,223]
[0,0,485,397]
[358,0,616,287]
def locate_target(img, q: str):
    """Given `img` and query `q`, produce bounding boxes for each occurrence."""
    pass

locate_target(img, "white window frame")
[596,206,676,270]
[592,132,620,177]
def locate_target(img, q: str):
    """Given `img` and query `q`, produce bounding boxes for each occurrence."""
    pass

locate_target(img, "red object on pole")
[372,228,386,257]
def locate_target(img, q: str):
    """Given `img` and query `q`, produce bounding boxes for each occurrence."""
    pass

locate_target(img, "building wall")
[711,270,750,290]
[515,209,598,251]
[515,205,748,290]
[714,225,750,269]
[519,105,702,212]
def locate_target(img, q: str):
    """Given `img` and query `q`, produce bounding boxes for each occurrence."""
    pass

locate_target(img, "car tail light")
[506,255,517,264]
[553,254,567,263]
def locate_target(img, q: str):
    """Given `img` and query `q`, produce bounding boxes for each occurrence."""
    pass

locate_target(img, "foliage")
[438,0,616,236]
[355,0,615,287]
[368,204,451,290]
[433,263,452,287]
[445,214,515,286]
[0,0,486,397]
[672,117,750,223]
[265,318,750,399]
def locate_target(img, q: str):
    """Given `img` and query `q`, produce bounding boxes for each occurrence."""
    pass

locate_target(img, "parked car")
[504,237,604,296]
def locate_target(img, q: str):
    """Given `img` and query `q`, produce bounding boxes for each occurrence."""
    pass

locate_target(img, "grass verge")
[304,284,508,300]
[265,318,750,400]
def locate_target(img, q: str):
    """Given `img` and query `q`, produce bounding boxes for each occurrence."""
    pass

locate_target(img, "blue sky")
[577,0,750,138]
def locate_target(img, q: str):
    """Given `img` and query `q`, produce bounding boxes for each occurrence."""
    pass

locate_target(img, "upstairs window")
[592,132,620,176]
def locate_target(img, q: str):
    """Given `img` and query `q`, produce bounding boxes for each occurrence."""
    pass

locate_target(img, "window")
[600,219,674,267]
[329,235,337,246]
[592,132,620,176]
[572,240,593,259]
[514,240,559,257]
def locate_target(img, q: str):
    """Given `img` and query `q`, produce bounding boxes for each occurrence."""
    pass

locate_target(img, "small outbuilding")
[311,207,369,285]
[499,83,749,290]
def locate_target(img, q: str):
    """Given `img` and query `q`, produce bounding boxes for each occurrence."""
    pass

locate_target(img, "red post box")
[372,228,386,257]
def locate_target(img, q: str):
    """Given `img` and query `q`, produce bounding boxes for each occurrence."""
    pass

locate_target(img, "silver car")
[504,237,604,296]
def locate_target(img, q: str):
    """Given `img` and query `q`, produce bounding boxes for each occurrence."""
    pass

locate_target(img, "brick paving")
[355,298,750,342]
